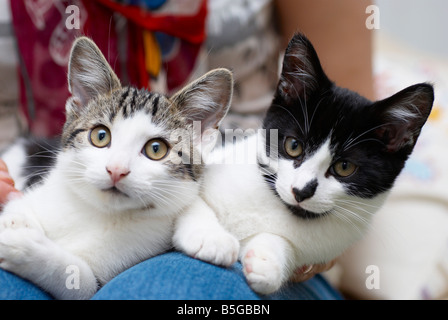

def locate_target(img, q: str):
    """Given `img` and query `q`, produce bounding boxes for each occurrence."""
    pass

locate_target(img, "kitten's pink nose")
[106,166,130,184]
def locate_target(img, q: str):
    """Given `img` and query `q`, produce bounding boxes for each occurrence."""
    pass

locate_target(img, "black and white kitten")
[173,33,434,295]
[0,37,233,299]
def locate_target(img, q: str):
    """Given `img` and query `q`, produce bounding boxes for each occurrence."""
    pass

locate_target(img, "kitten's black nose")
[293,179,318,203]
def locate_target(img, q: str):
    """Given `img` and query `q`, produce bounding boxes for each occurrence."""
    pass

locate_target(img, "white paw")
[180,227,240,267]
[0,227,49,274]
[243,248,284,295]
[0,214,34,232]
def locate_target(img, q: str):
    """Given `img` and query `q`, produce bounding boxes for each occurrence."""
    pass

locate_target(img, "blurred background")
[376,0,448,57]
[0,0,447,299]
[337,0,448,300]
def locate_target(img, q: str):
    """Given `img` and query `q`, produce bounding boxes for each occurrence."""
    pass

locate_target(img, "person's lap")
[0,252,343,300]
[0,267,53,300]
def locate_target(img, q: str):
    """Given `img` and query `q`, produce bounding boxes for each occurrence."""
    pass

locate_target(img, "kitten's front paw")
[0,214,35,232]
[243,249,284,295]
[178,228,240,267]
[0,227,50,274]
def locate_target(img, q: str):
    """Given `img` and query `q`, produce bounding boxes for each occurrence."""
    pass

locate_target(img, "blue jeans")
[0,252,342,300]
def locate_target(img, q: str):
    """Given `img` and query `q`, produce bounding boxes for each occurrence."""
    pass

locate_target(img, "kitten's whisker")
[308,94,327,132]
[332,208,365,237]
[342,122,392,151]
[26,154,57,160]
[270,104,305,135]
[343,138,384,151]
[297,95,309,135]
[334,203,372,222]
[336,198,381,210]
[333,204,373,236]
[20,170,51,180]
[334,203,384,239]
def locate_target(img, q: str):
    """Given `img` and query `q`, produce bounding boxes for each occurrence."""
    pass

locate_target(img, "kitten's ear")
[276,33,330,102]
[170,68,233,133]
[374,83,434,153]
[67,37,121,111]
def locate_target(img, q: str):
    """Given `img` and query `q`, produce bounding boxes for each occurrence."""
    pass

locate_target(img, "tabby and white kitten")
[173,33,434,295]
[0,37,233,299]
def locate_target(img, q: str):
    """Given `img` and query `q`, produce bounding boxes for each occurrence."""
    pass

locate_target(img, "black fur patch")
[152,95,160,116]
[23,137,60,188]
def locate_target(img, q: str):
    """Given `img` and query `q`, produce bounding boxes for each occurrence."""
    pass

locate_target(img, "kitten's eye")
[143,139,169,161]
[90,126,111,148]
[284,137,303,158]
[333,161,358,177]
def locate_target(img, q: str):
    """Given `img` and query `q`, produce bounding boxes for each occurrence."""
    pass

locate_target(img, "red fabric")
[10,0,207,138]
[10,0,121,137]
[10,0,73,137]
[94,0,207,44]
[127,23,149,89]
